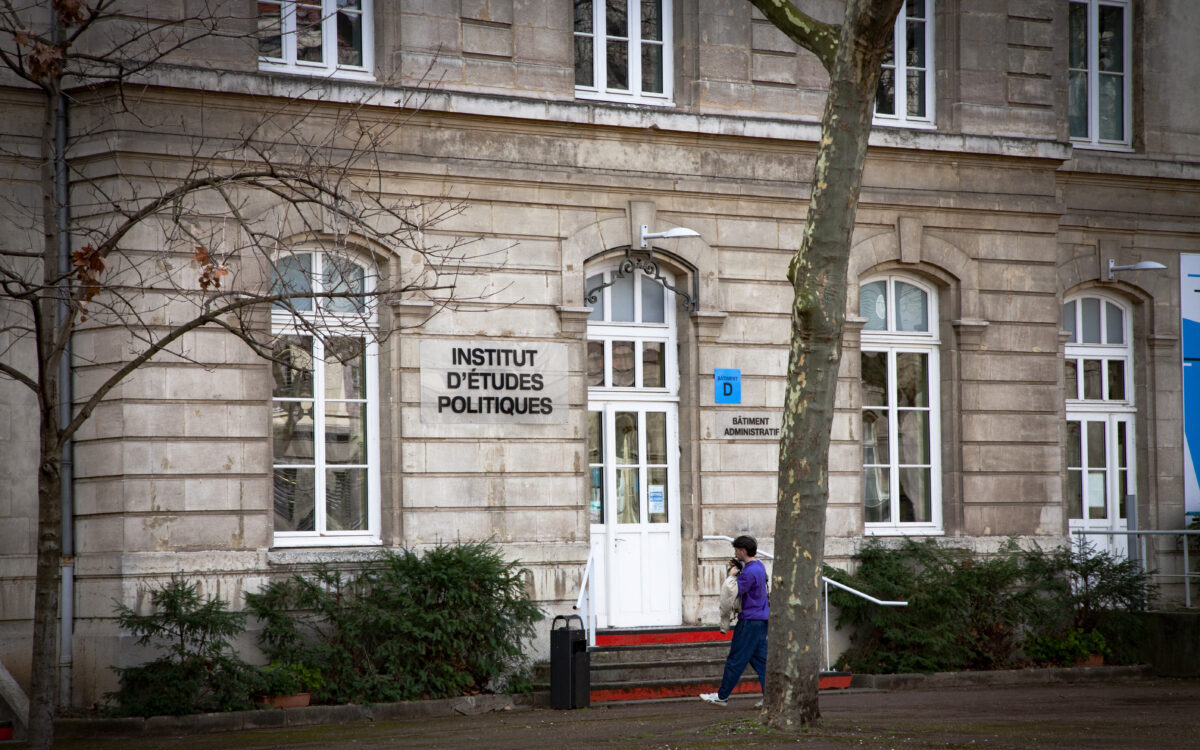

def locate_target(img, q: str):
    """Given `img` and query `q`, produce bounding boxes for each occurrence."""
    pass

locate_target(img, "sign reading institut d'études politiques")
[420,339,569,424]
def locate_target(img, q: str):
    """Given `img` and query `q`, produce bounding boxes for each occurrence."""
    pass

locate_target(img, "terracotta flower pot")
[262,692,311,709]
[1078,653,1104,668]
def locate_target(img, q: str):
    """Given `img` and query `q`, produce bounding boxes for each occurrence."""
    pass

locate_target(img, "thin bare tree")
[746,0,904,729]
[0,3,482,747]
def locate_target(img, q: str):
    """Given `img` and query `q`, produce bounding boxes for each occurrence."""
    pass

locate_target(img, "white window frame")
[860,275,943,535]
[271,251,380,547]
[873,0,935,129]
[1062,294,1134,406]
[1068,0,1133,150]
[585,265,679,397]
[574,0,674,106]
[258,0,375,81]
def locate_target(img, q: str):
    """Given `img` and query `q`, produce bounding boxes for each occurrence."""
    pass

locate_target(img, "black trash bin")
[549,614,590,709]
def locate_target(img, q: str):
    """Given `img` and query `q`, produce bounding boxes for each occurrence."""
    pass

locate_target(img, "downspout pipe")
[52,24,75,707]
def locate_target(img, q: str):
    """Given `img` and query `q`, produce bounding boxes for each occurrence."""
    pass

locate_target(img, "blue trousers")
[717,618,767,700]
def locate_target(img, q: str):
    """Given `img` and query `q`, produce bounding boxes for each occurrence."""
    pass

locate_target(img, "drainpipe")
[52,24,75,707]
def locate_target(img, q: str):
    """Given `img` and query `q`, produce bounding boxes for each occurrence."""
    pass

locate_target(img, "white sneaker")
[699,692,727,707]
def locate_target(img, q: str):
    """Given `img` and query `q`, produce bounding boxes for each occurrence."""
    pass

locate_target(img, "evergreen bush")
[246,542,543,703]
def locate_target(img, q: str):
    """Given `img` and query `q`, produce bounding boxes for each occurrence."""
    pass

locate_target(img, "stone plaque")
[420,339,569,424]
[713,411,783,440]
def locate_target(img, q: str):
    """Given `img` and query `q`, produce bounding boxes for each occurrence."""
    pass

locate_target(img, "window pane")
[324,255,366,313]
[590,466,604,524]
[588,411,602,464]
[1107,359,1125,401]
[1069,70,1089,138]
[1105,302,1124,344]
[297,2,324,63]
[1067,468,1083,519]
[1068,2,1087,68]
[1063,301,1077,343]
[1065,359,1079,399]
[1081,297,1101,343]
[1087,470,1107,519]
[1087,421,1106,468]
[336,6,363,66]
[1118,469,1128,519]
[646,411,666,464]
[864,468,891,523]
[586,273,605,320]
[258,1,283,58]
[606,0,628,37]
[612,340,635,387]
[274,468,315,531]
[1116,421,1128,468]
[642,341,664,387]
[875,67,896,115]
[895,282,928,332]
[616,467,639,523]
[1083,359,1102,399]
[575,34,595,87]
[906,71,926,117]
[905,19,925,67]
[641,0,662,41]
[273,254,313,311]
[574,0,593,32]
[1066,421,1081,467]
[273,401,315,463]
[862,409,890,465]
[615,411,638,463]
[325,468,367,530]
[606,40,629,89]
[1098,5,1124,72]
[642,42,664,94]
[1098,74,1124,141]
[861,351,889,406]
[648,466,668,523]
[611,273,634,321]
[325,402,366,464]
[897,410,929,464]
[324,337,365,399]
[587,340,605,387]
[895,352,928,407]
[860,280,887,330]
[274,335,314,398]
[640,276,665,322]
[906,0,925,20]
[897,467,930,523]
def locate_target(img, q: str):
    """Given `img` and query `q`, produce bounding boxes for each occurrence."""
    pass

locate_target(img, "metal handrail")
[702,535,908,669]
[1071,528,1200,608]
[572,548,597,647]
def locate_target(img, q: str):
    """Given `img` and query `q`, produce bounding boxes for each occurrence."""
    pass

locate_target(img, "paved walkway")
[38,677,1200,750]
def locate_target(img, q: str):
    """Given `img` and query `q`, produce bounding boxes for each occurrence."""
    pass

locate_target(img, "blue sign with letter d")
[714,368,741,404]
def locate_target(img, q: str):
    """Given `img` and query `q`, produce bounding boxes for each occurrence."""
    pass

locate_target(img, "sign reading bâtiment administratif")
[420,339,569,424]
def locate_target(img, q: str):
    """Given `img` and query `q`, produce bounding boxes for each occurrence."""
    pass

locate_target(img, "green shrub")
[1025,627,1108,666]
[108,575,258,716]
[255,661,325,696]
[246,542,543,703]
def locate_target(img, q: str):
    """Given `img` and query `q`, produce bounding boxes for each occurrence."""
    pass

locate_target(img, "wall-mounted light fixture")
[640,224,699,249]
[1108,259,1166,281]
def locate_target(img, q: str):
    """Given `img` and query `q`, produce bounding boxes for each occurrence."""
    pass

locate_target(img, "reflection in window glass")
[646,411,666,464]
[587,340,605,387]
[616,467,639,523]
[1108,359,1125,401]
[1105,301,1124,344]
[611,273,634,321]
[641,276,665,323]
[1065,359,1078,399]
[1063,301,1077,343]
[1083,359,1102,399]
[643,342,664,388]
[612,340,635,387]
[860,281,887,330]
[1082,298,1101,343]
[861,352,889,406]
[615,411,639,464]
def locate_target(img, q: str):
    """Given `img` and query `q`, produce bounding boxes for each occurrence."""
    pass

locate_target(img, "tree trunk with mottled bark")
[747,0,903,730]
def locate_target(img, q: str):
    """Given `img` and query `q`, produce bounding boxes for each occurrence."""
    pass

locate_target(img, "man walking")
[700,535,768,706]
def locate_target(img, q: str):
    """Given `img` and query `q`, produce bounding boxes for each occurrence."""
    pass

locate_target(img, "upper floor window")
[860,276,942,534]
[258,0,374,80]
[271,251,380,546]
[1069,0,1131,148]
[574,0,673,105]
[874,0,934,128]
[1063,295,1132,403]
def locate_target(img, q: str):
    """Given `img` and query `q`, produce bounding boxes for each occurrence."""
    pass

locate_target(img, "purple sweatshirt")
[736,559,769,620]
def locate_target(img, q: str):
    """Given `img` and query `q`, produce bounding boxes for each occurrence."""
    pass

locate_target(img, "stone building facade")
[2,0,1198,707]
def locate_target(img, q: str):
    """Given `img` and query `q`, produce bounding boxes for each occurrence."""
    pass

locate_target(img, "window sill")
[872,118,937,131]
[864,525,944,537]
[575,89,674,107]
[258,61,376,83]
[1070,141,1135,154]
[271,534,382,548]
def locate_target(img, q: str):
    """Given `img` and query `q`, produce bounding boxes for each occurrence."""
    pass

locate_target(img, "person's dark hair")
[732,535,757,557]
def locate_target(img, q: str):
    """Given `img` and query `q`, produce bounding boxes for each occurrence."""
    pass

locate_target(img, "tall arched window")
[859,275,942,533]
[1063,293,1134,554]
[270,251,380,546]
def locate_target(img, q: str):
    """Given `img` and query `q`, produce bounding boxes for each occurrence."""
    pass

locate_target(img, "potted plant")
[255,662,323,709]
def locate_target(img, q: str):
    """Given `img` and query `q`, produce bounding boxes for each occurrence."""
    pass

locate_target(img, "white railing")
[1072,528,1200,608]
[701,535,908,670]
[572,548,597,647]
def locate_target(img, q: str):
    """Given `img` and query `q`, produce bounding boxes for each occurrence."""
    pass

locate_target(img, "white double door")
[588,402,681,628]
[1066,412,1134,558]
